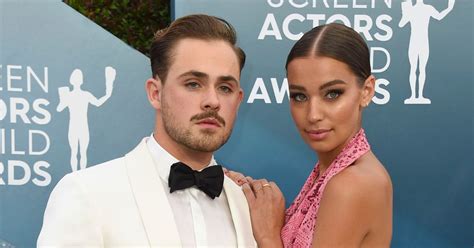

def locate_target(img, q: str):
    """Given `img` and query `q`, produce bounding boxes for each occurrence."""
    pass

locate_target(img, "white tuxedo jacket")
[37,139,256,247]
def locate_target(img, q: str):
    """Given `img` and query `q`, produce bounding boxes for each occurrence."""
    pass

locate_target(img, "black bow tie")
[168,162,224,199]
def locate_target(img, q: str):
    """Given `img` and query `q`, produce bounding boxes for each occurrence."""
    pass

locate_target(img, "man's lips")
[196,118,222,127]
[191,111,226,127]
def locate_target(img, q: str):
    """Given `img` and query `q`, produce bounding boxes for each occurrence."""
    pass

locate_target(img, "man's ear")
[361,75,375,108]
[145,77,162,110]
[238,87,244,104]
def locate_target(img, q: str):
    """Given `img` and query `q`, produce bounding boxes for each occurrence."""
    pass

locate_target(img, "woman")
[227,23,393,247]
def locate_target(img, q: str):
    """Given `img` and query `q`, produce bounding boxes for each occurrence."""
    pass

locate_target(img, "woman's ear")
[361,75,375,108]
[145,77,162,110]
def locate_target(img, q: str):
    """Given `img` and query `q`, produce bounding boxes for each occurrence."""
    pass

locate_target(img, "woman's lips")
[306,129,331,141]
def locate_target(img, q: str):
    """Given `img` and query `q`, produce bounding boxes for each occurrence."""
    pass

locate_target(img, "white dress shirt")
[146,134,238,247]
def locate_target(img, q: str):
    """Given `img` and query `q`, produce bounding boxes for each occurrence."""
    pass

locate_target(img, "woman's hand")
[242,178,285,248]
[224,168,252,186]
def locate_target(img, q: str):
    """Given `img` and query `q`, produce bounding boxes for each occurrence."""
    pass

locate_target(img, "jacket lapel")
[223,177,257,247]
[124,139,182,247]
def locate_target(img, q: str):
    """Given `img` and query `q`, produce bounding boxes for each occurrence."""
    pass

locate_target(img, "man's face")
[157,38,243,152]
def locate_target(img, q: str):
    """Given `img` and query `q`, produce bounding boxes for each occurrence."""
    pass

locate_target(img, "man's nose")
[201,88,221,111]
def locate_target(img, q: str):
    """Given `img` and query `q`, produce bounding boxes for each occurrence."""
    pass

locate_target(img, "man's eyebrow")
[177,70,209,80]
[177,71,238,85]
[218,75,239,85]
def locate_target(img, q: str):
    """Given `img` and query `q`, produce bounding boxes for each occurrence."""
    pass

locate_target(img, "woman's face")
[287,56,374,154]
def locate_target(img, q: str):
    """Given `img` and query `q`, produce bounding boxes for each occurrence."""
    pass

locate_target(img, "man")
[38,14,256,247]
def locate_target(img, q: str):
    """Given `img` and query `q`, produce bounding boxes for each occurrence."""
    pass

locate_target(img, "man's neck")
[153,131,213,171]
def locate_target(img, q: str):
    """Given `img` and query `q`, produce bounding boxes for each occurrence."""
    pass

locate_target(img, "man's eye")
[185,82,200,89]
[290,93,307,102]
[219,86,232,93]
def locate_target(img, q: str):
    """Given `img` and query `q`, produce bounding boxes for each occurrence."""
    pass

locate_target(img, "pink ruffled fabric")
[281,129,370,248]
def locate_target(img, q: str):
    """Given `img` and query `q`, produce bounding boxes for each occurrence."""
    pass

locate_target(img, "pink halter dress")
[281,129,370,248]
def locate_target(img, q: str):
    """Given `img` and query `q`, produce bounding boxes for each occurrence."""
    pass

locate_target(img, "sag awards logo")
[399,0,455,104]
[0,66,116,186]
[58,67,116,171]
[246,0,455,105]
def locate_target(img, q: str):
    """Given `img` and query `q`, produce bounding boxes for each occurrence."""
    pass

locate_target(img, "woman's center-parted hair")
[149,14,246,83]
[286,23,371,86]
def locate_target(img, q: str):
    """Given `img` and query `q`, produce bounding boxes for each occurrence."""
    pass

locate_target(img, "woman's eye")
[185,82,200,89]
[290,93,307,102]
[325,90,342,100]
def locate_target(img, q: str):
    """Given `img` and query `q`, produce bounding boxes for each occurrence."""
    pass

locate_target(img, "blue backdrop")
[0,0,472,247]
[173,0,473,247]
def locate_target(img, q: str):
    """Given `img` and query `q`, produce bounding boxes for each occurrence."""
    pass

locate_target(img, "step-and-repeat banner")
[1,0,472,247]
[0,1,155,247]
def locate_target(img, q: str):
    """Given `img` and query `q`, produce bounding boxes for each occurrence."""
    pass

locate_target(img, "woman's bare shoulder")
[324,151,392,207]
[314,152,392,245]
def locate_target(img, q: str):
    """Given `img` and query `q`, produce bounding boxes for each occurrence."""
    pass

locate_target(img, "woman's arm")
[224,169,285,246]
[242,178,286,248]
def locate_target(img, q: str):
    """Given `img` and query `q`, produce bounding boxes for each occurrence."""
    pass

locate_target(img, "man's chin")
[199,128,220,135]
[192,137,227,152]
[187,143,222,153]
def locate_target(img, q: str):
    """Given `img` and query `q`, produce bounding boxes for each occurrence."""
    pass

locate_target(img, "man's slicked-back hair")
[150,14,246,82]
[286,23,371,86]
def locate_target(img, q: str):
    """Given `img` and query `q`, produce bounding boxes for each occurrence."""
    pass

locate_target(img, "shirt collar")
[146,133,217,183]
